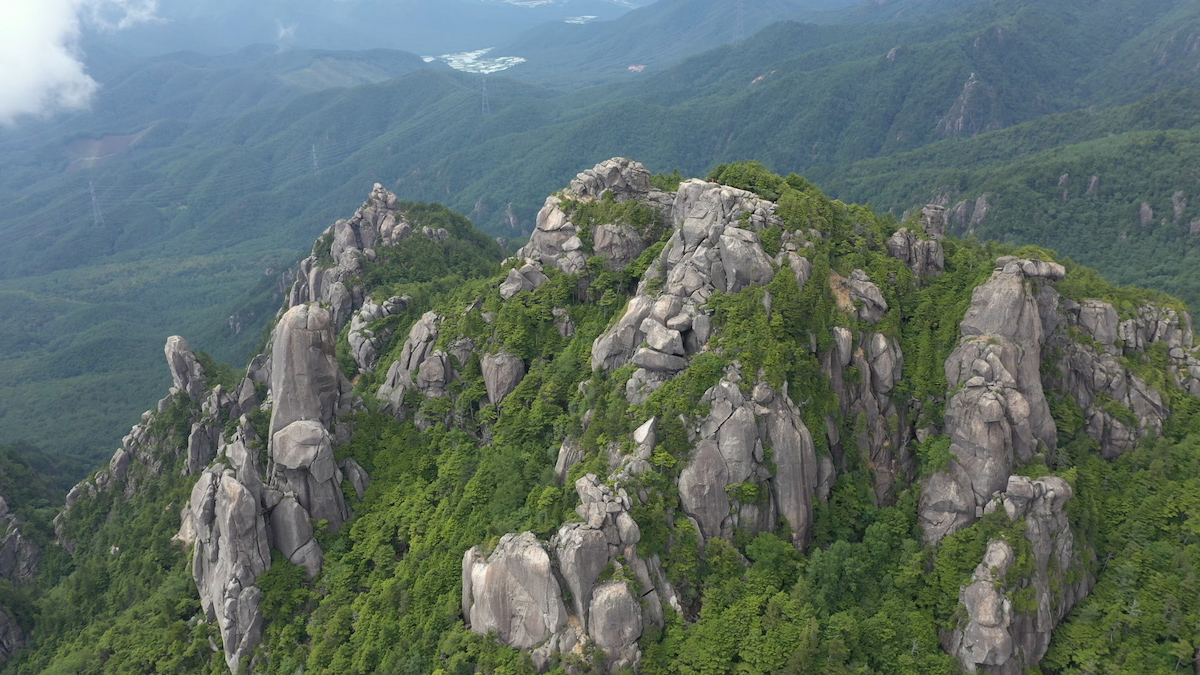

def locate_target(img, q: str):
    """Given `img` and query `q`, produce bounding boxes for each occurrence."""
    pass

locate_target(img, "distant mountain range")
[83,0,658,60]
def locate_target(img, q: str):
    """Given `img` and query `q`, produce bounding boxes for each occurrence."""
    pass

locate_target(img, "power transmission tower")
[734,0,745,43]
[481,76,491,116]
[311,143,319,175]
[89,181,105,227]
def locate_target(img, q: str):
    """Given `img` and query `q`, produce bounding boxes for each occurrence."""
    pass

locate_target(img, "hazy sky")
[0,0,157,124]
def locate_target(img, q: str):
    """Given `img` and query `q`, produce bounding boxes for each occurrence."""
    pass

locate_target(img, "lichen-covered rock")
[482,352,526,405]
[462,532,568,649]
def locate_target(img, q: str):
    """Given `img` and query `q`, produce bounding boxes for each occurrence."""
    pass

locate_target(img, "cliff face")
[37,158,1200,674]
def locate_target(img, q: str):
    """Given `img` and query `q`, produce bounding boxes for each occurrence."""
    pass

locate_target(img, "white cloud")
[0,0,158,125]
[276,21,297,42]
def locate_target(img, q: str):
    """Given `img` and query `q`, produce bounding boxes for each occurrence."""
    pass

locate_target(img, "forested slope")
[4,160,1198,674]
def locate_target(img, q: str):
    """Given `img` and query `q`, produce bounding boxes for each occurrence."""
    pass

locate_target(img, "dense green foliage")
[817,89,1200,308]
[6,161,1200,675]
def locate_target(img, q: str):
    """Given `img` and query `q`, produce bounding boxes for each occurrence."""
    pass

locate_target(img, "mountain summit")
[4,159,1200,673]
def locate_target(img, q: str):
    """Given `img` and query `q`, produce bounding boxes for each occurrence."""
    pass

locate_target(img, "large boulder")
[462,532,568,649]
[189,469,271,674]
[593,223,646,270]
[270,420,349,532]
[555,524,610,631]
[482,352,526,405]
[268,304,341,440]
[165,336,207,402]
[588,582,643,670]
[270,496,322,578]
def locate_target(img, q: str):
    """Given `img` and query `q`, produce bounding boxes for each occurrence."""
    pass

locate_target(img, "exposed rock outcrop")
[189,463,271,674]
[949,476,1089,674]
[348,295,409,373]
[593,178,780,402]
[287,184,413,328]
[268,304,342,439]
[482,352,526,405]
[517,158,672,276]
[887,205,946,279]
[0,494,38,587]
[377,311,442,414]
[165,335,208,402]
[676,371,820,549]
[462,532,568,649]
[464,474,674,673]
[170,303,360,671]
[821,328,909,503]
[921,257,1064,545]
[499,263,550,300]
[830,269,888,323]
[270,420,349,532]
[0,607,24,664]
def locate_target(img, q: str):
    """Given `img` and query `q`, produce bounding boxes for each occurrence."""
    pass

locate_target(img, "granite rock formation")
[921,257,1064,545]
[948,476,1089,674]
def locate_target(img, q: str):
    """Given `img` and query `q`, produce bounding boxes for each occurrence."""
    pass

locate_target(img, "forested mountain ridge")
[4,159,1198,674]
[3,0,1199,546]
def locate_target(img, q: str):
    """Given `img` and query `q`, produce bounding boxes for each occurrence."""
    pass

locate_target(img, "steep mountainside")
[5,159,1198,674]
[2,0,1199,540]
[814,89,1200,307]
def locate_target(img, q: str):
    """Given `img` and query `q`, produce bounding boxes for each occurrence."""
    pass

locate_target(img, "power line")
[0,87,484,237]
[89,181,106,228]
[734,0,745,43]
[481,77,490,116]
